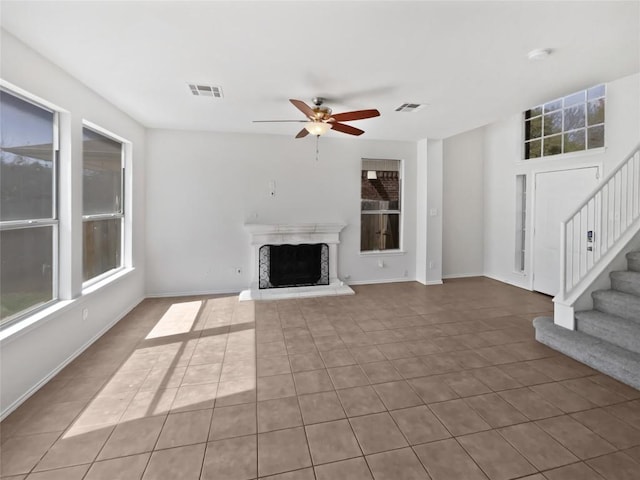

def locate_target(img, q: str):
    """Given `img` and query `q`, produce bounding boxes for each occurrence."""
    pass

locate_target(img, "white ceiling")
[2,1,638,141]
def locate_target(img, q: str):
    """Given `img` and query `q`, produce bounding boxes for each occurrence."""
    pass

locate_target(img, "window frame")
[0,88,60,327]
[360,158,403,254]
[522,84,606,161]
[81,122,126,288]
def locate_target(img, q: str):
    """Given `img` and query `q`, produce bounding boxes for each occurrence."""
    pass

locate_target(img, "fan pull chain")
[315,134,320,161]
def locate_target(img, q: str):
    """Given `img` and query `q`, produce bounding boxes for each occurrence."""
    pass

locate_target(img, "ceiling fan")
[254,97,380,138]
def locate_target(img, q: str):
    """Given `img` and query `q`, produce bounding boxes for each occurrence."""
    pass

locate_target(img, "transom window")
[361,159,401,252]
[524,84,605,160]
[0,90,58,325]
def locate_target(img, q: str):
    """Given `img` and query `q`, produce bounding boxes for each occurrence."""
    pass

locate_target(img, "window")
[524,84,605,160]
[361,159,401,251]
[0,90,58,325]
[82,126,124,283]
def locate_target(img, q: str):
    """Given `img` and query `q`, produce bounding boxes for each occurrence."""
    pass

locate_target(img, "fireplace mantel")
[239,222,354,301]
[244,223,346,245]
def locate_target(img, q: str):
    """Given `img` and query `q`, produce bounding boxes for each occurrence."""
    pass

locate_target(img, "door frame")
[529,162,602,293]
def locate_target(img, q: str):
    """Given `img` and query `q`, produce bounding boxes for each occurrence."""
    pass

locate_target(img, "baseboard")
[348,278,415,286]
[442,273,484,279]
[0,295,144,420]
[483,272,532,291]
[145,288,241,298]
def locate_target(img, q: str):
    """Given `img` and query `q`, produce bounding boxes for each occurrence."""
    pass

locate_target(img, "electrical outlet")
[82,308,89,320]
[429,261,435,269]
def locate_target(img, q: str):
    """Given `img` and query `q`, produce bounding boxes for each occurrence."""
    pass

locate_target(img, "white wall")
[483,72,640,290]
[0,30,147,417]
[442,128,485,277]
[145,130,417,295]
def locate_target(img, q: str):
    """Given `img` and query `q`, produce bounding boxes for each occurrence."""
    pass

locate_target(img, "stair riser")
[611,277,640,297]
[594,296,640,321]
[534,317,640,390]
[577,320,640,354]
[628,256,640,273]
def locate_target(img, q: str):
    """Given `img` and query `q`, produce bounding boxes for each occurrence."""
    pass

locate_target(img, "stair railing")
[557,143,640,321]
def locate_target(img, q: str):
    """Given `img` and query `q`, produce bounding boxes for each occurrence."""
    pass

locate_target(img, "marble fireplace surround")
[239,223,355,301]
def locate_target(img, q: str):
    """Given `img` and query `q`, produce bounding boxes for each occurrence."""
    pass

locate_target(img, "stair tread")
[627,251,640,260]
[533,317,640,389]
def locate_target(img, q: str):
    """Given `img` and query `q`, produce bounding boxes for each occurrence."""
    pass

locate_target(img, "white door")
[533,167,599,296]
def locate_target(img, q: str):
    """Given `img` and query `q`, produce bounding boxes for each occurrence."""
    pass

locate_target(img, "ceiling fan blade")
[331,122,364,136]
[290,99,315,119]
[331,109,380,122]
[295,128,310,139]
[253,120,307,123]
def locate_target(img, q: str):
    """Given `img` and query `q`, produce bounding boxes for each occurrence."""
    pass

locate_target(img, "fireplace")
[259,243,329,289]
[239,223,354,301]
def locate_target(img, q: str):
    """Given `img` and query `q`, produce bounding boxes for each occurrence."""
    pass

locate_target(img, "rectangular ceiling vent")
[395,103,425,113]
[188,84,223,98]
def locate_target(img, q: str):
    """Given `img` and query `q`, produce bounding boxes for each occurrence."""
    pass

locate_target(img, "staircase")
[534,251,640,389]
[533,143,640,390]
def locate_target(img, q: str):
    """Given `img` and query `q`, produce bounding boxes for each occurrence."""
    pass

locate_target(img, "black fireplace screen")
[259,243,329,289]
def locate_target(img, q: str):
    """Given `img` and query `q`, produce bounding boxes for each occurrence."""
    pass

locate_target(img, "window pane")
[524,117,542,140]
[587,99,605,126]
[1,226,53,323]
[564,105,585,131]
[564,91,585,107]
[544,99,562,113]
[524,140,541,159]
[587,84,605,100]
[587,125,605,149]
[83,128,122,215]
[83,218,121,281]
[0,91,54,221]
[564,129,586,153]
[361,169,400,211]
[360,214,399,251]
[543,111,563,136]
[525,106,542,119]
[543,134,562,156]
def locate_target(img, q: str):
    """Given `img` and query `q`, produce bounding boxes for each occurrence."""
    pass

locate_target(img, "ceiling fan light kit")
[254,97,380,138]
[305,121,331,136]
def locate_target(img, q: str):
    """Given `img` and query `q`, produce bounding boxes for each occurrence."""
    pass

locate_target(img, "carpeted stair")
[534,251,640,389]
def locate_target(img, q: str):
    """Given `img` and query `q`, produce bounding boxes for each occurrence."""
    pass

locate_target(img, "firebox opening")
[259,243,329,289]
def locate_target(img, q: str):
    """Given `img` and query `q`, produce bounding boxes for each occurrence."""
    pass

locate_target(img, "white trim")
[0,295,143,420]
[347,277,415,285]
[145,288,242,298]
[359,250,406,257]
[442,273,484,279]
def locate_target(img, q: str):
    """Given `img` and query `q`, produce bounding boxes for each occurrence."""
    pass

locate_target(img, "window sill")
[82,267,132,295]
[0,267,135,345]
[360,250,407,257]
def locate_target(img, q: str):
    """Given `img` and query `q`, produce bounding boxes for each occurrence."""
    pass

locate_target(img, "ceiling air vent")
[188,84,223,98]
[395,103,425,113]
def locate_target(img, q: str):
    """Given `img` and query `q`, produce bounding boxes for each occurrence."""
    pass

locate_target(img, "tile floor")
[2,277,640,479]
